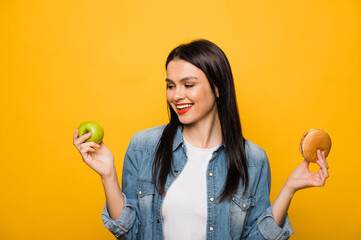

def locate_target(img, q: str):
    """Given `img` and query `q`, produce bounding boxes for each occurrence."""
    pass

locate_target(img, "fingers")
[81,145,96,154]
[79,142,100,156]
[322,151,329,169]
[75,135,100,156]
[80,144,99,154]
[80,141,101,150]
[79,142,100,163]
[316,150,329,180]
[73,130,92,146]
[316,171,326,187]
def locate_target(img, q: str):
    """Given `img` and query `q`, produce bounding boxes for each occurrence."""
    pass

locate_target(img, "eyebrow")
[165,76,198,83]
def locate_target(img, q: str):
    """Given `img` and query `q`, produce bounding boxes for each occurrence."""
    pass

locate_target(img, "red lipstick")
[176,103,193,114]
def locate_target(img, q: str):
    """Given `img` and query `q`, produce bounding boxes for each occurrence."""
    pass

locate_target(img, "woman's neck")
[182,113,222,149]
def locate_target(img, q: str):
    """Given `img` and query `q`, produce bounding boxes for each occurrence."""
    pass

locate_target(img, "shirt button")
[210,197,214,202]
[139,191,142,195]
[209,172,213,176]
[243,204,246,208]
[157,219,160,223]
[210,227,214,231]
[174,170,178,173]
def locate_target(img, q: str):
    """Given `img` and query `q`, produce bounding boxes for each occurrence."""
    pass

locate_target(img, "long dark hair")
[152,39,249,202]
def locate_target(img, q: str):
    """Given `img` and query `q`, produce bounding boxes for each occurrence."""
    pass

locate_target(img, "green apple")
[78,121,104,144]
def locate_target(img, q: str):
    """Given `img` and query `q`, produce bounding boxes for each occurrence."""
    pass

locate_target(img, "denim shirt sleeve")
[241,152,294,240]
[102,193,136,238]
[101,135,141,239]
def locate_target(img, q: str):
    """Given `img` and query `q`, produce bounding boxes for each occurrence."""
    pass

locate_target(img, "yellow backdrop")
[1,0,360,239]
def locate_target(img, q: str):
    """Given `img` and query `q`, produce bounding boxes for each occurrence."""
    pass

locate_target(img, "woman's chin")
[179,119,193,125]
[177,116,195,126]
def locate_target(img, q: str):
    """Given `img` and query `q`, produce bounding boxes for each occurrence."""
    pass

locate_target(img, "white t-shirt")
[161,138,218,240]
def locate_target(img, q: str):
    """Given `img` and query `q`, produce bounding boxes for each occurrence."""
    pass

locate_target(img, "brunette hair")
[152,39,249,202]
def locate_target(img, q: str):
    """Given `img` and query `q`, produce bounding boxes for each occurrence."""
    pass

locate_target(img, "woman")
[73,39,329,240]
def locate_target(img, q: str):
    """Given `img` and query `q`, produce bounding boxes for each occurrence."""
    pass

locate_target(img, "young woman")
[73,39,329,240]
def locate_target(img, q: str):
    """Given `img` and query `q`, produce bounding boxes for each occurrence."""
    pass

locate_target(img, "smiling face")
[166,59,219,126]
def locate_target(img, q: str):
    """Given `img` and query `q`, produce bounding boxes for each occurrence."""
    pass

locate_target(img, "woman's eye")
[185,84,194,88]
[167,85,175,89]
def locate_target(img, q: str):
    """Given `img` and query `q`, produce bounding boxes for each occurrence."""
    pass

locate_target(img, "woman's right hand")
[73,129,115,178]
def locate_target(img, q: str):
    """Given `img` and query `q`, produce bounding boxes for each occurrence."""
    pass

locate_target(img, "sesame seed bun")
[300,129,332,163]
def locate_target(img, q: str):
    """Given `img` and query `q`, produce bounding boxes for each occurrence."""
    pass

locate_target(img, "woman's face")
[166,59,218,126]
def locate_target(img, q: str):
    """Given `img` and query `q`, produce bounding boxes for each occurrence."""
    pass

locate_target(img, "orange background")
[1,0,360,239]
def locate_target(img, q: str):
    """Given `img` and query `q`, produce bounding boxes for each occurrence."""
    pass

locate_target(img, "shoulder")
[129,125,167,154]
[244,139,268,167]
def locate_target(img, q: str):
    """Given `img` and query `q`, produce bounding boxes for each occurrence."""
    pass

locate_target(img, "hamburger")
[300,129,332,163]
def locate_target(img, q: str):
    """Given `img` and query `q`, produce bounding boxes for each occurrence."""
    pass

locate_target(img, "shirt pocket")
[136,180,156,229]
[229,193,255,239]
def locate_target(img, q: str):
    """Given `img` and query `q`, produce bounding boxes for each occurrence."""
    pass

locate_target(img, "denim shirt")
[102,125,294,240]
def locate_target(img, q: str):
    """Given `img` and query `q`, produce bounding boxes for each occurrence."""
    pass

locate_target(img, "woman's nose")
[174,87,185,100]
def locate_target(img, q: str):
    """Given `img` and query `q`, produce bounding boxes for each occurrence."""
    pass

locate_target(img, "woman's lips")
[176,103,193,114]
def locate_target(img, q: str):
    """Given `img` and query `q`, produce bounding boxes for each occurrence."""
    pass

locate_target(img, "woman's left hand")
[285,150,329,194]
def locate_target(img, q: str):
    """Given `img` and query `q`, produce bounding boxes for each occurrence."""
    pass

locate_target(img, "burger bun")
[300,129,332,163]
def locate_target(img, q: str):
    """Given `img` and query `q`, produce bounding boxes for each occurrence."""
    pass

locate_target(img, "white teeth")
[176,104,193,109]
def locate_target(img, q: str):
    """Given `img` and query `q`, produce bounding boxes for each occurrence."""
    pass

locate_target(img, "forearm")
[101,167,124,221]
[272,182,294,227]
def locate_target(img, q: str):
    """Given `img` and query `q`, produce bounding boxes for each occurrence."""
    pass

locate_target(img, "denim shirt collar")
[172,124,224,152]
[172,125,184,151]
